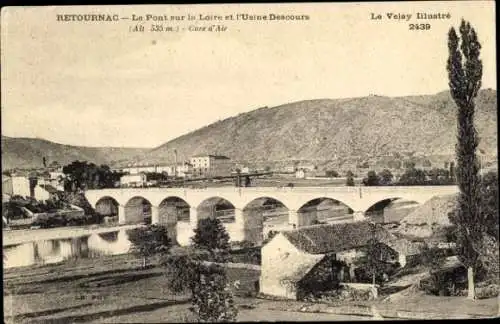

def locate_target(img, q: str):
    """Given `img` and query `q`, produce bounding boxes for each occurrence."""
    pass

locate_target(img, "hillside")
[396,194,457,239]
[1,136,148,170]
[143,89,497,166]
[2,89,497,170]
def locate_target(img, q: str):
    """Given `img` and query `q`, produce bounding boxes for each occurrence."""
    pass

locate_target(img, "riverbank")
[4,253,498,323]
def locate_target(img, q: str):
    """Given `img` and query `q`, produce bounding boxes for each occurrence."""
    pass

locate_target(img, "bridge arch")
[242,196,290,245]
[296,197,355,226]
[157,196,191,245]
[196,196,236,221]
[124,196,152,225]
[192,196,240,241]
[95,196,120,223]
[363,197,421,223]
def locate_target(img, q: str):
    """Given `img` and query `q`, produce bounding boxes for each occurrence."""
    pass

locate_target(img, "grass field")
[4,253,498,323]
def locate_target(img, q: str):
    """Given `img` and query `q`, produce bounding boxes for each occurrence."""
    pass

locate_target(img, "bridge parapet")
[84,185,459,218]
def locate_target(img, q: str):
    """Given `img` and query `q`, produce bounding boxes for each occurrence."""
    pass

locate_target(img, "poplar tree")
[446,19,483,300]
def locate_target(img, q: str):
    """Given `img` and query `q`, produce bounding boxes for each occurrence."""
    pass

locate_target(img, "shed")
[259,221,397,300]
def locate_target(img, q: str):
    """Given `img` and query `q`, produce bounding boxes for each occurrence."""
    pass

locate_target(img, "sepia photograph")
[1,2,498,322]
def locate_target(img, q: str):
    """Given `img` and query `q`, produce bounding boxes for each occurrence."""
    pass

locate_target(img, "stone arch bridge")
[85,186,458,245]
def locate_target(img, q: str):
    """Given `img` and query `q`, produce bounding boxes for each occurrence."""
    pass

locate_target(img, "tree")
[234,169,241,187]
[346,172,355,186]
[359,161,370,169]
[162,247,238,322]
[397,167,427,185]
[353,226,387,288]
[62,161,118,191]
[479,171,498,239]
[378,169,393,185]
[192,218,231,262]
[325,170,339,178]
[403,160,416,170]
[447,19,483,300]
[191,263,238,322]
[419,244,450,296]
[163,246,211,297]
[263,230,279,245]
[449,161,456,183]
[127,225,172,268]
[421,244,448,271]
[362,171,380,186]
[388,159,402,170]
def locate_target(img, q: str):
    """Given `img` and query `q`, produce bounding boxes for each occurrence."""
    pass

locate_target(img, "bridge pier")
[172,207,197,247]
[151,205,160,225]
[288,210,300,228]
[190,207,199,228]
[353,211,366,221]
[226,208,245,243]
[118,205,126,225]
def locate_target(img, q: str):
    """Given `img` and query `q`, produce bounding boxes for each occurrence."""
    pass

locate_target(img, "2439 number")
[409,23,431,30]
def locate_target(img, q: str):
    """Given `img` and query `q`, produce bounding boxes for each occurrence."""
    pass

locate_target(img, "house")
[383,238,426,268]
[37,172,65,191]
[120,173,147,187]
[2,175,39,198]
[173,162,193,178]
[260,221,399,300]
[189,154,232,178]
[297,164,316,172]
[33,184,60,201]
[295,169,306,179]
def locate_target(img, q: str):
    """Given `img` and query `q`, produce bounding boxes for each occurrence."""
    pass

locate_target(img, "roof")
[191,154,230,159]
[384,238,425,256]
[281,221,395,255]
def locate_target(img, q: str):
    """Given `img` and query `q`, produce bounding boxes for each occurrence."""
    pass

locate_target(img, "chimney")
[174,149,178,177]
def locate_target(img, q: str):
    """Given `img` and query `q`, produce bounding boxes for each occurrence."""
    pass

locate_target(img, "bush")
[192,218,230,263]
[191,264,238,322]
[418,266,468,296]
[325,170,339,178]
[31,211,92,228]
[128,225,172,267]
[230,240,255,250]
[476,284,499,299]
[32,214,63,228]
[311,219,327,225]
[262,230,279,245]
[162,247,238,322]
[479,235,499,281]
[163,247,206,295]
[230,247,261,265]
[303,286,373,303]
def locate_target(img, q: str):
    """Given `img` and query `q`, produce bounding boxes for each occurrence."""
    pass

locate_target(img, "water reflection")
[3,201,419,269]
[3,229,132,269]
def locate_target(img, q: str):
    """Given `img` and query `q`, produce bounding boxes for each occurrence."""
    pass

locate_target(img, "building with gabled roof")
[259,221,423,300]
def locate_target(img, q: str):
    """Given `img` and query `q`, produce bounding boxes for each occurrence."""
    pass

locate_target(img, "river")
[3,228,135,269]
[3,200,417,269]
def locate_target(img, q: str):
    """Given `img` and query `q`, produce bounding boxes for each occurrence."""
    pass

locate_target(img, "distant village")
[3,150,498,202]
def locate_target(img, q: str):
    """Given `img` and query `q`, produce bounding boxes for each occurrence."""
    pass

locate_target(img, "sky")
[1,2,496,148]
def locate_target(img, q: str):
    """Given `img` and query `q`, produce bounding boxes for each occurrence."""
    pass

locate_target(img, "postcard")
[2,2,497,322]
